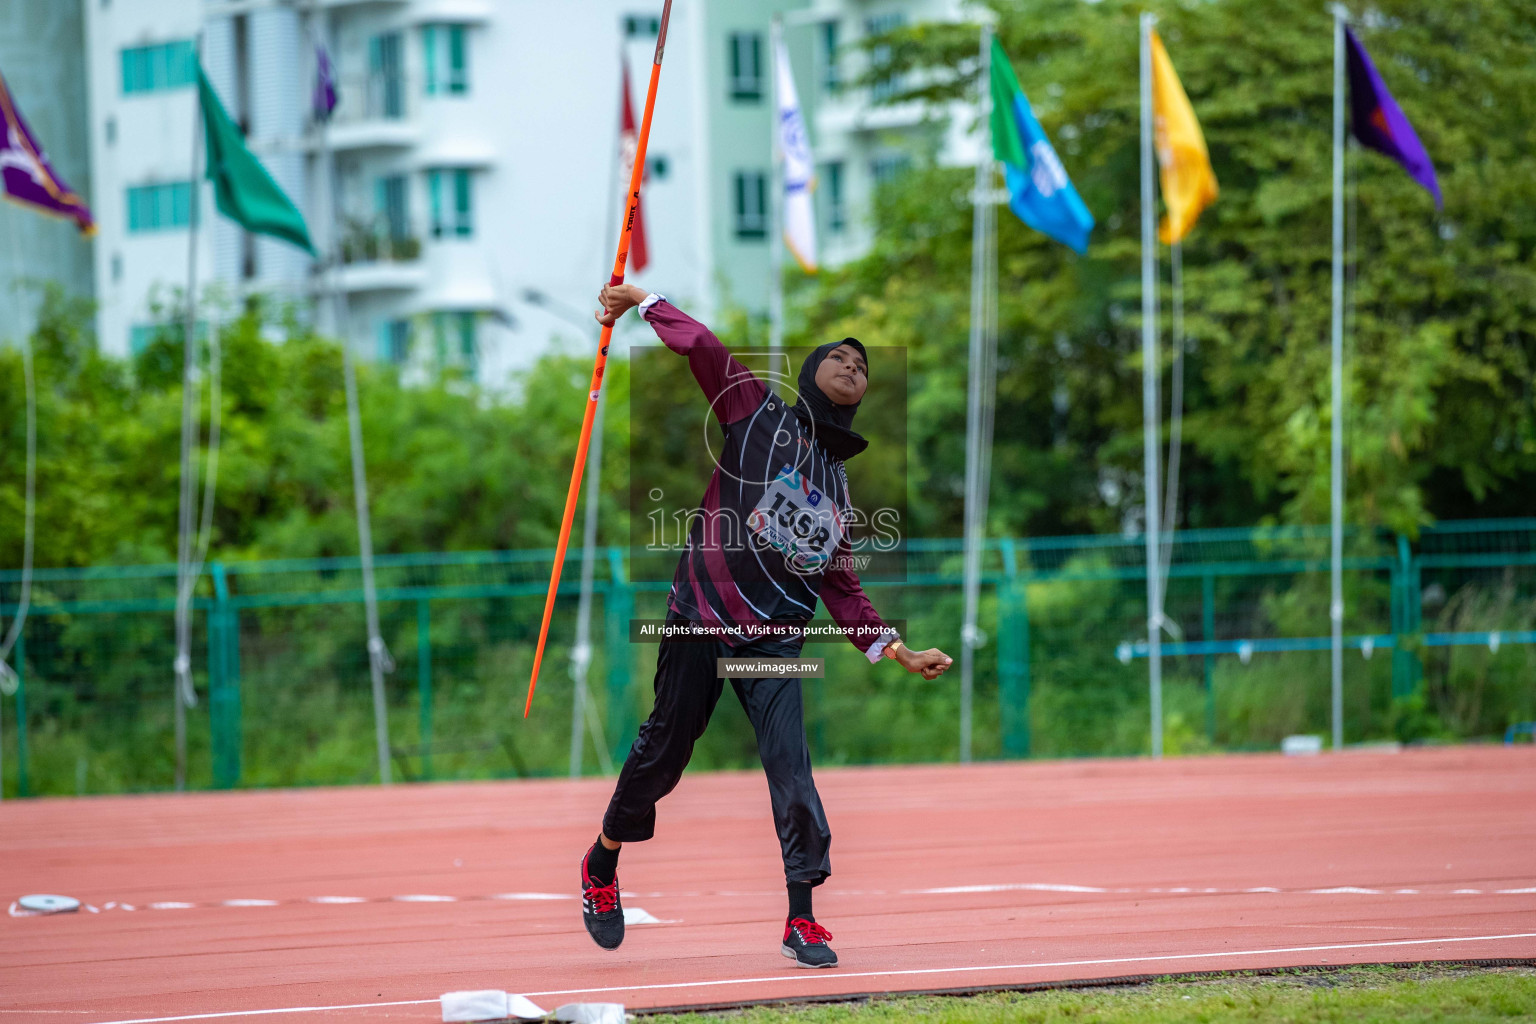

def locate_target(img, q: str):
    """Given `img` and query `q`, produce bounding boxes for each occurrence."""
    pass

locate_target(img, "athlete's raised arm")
[597,283,765,423]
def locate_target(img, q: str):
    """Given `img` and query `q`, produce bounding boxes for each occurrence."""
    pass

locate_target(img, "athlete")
[578,284,953,968]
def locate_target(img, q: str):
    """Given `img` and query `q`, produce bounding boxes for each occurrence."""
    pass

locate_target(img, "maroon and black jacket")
[640,296,898,662]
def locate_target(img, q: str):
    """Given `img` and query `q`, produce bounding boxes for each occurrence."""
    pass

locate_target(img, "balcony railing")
[339,216,421,265]
[329,71,415,127]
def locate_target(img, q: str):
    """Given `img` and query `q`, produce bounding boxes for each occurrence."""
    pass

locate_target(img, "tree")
[796,0,1536,539]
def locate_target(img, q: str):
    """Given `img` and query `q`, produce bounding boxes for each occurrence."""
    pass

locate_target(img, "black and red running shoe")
[781,917,838,968]
[580,851,624,950]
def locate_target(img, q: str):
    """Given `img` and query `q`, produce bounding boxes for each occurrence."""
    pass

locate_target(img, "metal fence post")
[210,563,241,788]
[1391,535,1413,699]
[13,625,28,797]
[417,599,432,780]
[604,547,635,767]
[1407,539,1424,690]
[1202,573,1216,742]
[997,538,1031,758]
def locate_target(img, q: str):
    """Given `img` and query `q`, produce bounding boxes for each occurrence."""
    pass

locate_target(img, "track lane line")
[74,931,1536,1024]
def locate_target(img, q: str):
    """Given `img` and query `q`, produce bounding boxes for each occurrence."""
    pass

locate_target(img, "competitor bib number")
[746,465,843,573]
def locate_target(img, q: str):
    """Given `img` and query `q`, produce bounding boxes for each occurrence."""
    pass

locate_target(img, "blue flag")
[990,39,1093,254]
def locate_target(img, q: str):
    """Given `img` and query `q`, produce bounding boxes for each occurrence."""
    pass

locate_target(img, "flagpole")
[960,23,994,765]
[310,18,395,785]
[768,14,786,380]
[0,205,35,798]
[568,51,630,779]
[1329,3,1347,751]
[568,382,606,773]
[174,31,207,792]
[1139,11,1163,760]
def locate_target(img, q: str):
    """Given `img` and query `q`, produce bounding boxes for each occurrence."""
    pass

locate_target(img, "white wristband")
[638,292,666,319]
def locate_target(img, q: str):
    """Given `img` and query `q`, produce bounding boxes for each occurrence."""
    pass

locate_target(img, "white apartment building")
[83,0,706,384]
[79,0,983,381]
[692,0,983,312]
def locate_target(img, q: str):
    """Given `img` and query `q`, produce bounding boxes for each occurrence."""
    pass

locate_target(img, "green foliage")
[806,0,1536,539]
[0,286,633,568]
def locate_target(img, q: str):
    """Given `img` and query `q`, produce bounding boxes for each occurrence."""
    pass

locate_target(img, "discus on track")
[524,0,675,718]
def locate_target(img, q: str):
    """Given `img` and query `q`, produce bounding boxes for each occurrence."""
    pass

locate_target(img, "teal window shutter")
[170,182,191,227]
[428,170,443,237]
[448,26,467,94]
[453,170,472,236]
[457,312,475,357]
[423,25,438,95]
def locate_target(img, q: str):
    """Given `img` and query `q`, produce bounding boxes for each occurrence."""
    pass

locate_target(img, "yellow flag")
[1151,31,1217,244]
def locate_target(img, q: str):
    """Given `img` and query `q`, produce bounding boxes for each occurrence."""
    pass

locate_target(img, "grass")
[644,965,1536,1024]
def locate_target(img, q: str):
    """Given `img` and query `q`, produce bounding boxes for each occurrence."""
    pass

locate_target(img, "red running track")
[3,747,1534,1024]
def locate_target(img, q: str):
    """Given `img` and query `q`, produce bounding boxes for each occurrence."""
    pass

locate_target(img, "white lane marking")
[22,881,1536,916]
[81,999,438,1024]
[77,931,1536,1024]
[519,931,1536,998]
[921,883,1108,894]
[490,892,572,901]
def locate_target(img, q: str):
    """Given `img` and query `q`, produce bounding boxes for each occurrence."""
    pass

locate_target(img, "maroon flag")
[619,56,649,274]
[0,69,93,234]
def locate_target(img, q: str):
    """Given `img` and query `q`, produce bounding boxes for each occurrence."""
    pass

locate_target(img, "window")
[648,155,669,181]
[121,41,196,94]
[111,253,122,282]
[824,161,846,232]
[428,168,473,238]
[375,175,409,240]
[625,14,661,37]
[870,153,911,186]
[432,311,477,374]
[865,13,906,102]
[105,116,116,146]
[733,170,766,239]
[820,21,841,94]
[728,32,762,102]
[368,32,404,118]
[378,319,412,365]
[423,24,469,95]
[126,182,192,232]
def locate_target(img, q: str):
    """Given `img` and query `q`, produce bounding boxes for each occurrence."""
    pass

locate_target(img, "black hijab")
[789,338,869,461]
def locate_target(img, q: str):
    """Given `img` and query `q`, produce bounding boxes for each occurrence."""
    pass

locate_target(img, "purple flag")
[0,69,93,234]
[1345,27,1441,209]
[313,43,337,121]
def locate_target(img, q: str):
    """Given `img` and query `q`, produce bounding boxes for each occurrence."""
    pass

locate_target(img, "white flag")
[774,38,817,273]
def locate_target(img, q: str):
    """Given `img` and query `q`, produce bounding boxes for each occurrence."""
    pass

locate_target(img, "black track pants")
[601,615,832,885]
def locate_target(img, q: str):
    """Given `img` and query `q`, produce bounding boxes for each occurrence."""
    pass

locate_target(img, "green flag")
[197,63,315,255]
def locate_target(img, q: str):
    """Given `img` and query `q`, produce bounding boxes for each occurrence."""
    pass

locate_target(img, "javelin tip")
[654,0,674,65]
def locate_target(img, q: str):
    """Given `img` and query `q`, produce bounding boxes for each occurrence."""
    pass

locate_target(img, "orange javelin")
[525,0,674,717]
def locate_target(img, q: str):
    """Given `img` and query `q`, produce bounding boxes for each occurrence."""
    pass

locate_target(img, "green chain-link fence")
[2,520,1533,796]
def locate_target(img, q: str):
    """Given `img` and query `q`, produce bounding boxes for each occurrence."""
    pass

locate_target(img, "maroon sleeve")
[819,534,898,662]
[643,300,765,423]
